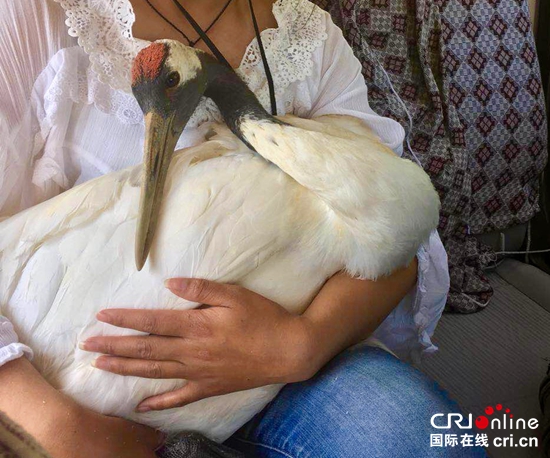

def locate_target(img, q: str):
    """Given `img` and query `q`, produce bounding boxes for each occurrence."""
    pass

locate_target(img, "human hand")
[81,279,318,412]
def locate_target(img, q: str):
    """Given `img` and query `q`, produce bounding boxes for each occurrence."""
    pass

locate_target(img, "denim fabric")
[226,346,487,457]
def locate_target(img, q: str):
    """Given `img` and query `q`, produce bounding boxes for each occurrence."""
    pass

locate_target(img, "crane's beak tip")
[135,245,149,271]
[135,258,146,272]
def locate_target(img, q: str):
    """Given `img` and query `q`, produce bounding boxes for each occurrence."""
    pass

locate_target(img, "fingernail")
[136,404,152,413]
[164,278,189,291]
[96,310,111,321]
[91,359,98,368]
[79,340,100,352]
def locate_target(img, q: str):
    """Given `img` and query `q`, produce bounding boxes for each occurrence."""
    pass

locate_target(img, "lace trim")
[237,0,328,113]
[51,0,328,126]
[53,0,144,92]
[41,48,143,128]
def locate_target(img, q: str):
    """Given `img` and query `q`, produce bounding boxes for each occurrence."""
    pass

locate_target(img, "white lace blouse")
[0,0,449,364]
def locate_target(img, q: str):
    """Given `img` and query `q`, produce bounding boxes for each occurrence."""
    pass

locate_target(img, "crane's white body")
[0,115,439,442]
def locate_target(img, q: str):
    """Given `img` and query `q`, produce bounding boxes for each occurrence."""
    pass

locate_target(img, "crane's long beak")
[135,110,179,271]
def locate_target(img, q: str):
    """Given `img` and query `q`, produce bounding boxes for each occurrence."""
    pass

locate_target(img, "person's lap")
[224,345,487,457]
[158,345,487,457]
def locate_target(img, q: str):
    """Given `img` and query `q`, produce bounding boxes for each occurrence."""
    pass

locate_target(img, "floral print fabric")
[314,0,548,312]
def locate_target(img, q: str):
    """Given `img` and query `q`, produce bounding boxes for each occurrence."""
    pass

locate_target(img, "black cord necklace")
[145,0,277,115]
[170,0,233,68]
[144,0,234,47]
[246,0,277,117]
[170,0,277,116]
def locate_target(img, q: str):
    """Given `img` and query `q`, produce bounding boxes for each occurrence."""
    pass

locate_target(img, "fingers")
[80,335,181,361]
[96,309,187,336]
[97,280,257,337]
[92,356,186,380]
[136,382,209,412]
[165,278,245,306]
[96,279,246,334]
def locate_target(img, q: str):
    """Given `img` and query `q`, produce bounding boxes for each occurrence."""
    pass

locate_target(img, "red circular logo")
[475,416,489,429]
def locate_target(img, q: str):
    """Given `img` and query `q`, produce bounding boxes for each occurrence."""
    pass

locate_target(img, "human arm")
[0,357,162,458]
[297,261,418,373]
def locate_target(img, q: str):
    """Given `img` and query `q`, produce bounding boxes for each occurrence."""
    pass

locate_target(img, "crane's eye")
[166,72,180,88]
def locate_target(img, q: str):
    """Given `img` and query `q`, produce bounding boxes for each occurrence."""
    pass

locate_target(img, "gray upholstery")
[418,270,550,458]
[496,260,550,314]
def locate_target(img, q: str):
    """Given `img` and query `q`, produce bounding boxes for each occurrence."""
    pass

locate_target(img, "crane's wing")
[0,125,304,380]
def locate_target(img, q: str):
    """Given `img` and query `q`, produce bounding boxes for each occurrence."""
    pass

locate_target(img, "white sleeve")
[308,13,406,155]
[0,317,33,366]
[0,0,71,364]
[0,0,74,217]
[0,0,72,128]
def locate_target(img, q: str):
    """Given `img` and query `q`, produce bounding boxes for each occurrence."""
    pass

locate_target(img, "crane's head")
[131,40,208,270]
[131,39,270,270]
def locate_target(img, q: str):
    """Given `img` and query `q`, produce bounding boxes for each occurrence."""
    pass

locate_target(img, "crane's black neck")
[200,56,280,150]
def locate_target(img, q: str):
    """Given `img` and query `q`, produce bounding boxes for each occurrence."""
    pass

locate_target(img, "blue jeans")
[225,345,487,457]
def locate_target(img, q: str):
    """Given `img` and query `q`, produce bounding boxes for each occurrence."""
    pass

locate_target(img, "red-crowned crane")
[0,40,439,442]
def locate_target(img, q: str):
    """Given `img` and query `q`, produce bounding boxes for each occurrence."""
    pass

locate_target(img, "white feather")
[0,115,439,441]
